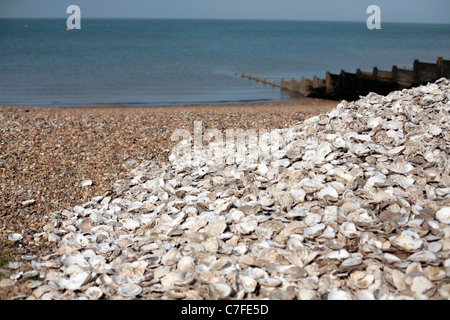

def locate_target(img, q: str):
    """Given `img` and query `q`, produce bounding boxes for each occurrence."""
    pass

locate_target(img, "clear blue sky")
[1,0,449,24]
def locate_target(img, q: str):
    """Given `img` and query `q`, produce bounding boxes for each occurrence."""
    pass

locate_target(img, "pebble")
[80,180,93,187]
[8,233,23,242]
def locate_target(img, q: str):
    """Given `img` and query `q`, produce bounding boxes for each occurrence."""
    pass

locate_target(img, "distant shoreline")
[0,96,339,115]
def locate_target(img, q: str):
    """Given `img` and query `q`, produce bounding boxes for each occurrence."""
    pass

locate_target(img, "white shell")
[407,251,438,264]
[427,242,443,253]
[210,283,232,299]
[392,231,424,252]
[241,276,257,293]
[327,289,352,300]
[339,221,360,238]
[341,257,363,267]
[303,223,325,238]
[235,221,258,235]
[8,233,23,241]
[259,197,274,207]
[258,278,282,287]
[64,253,90,268]
[410,276,433,295]
[304,213,322,227]
[318,186,339,202]
[290,188,306,202]
[383,253,402,264]
[118,283,143,297]
[81,180,93,187]
[436,207,450,224]
[86,286,103,300]
[65,271,90,291]
[7,262,22,270]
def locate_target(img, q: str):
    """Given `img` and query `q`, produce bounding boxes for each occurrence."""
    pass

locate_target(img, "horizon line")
[1,17,449,25]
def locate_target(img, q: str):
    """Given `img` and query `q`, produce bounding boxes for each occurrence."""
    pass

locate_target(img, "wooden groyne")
[241,57,450,101]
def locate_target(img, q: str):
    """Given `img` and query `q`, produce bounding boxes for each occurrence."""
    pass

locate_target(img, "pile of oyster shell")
[18,78,450,299]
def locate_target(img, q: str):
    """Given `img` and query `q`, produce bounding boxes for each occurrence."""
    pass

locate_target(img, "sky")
[0,0,449,24]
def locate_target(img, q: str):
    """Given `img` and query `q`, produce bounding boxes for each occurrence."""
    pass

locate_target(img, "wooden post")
[355,69,361,96]
[391,65,398,84]
[301,76,306,95]
[326,72,331,93]
[413,59,419,84]
[437,57,444,78]
[313,75,318,88]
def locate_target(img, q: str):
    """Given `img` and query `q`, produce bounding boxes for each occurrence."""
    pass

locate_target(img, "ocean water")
[0,19,449,107]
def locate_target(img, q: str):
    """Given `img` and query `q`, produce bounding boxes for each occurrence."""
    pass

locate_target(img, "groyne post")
[290,77,295,91]
[325,72,332,94]
[437,57,444,78]
[373,67,378,81]
[238,57,448,101]
[301,76,306,95]
[391,65,398,84]
[413,59,420,84]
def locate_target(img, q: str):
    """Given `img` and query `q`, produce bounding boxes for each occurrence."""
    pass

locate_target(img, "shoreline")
[0,96,339,114]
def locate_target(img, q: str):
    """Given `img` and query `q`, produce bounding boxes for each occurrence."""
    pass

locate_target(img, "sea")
[0,19,449,107]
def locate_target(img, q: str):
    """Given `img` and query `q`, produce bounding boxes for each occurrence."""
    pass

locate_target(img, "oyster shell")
[27,79,450,300]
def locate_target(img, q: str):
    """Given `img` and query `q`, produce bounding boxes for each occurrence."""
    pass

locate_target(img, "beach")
[1,79,449,301]
[0,97,338,299]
